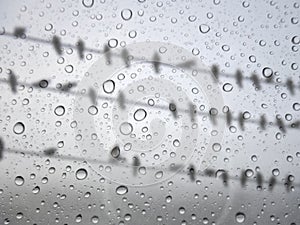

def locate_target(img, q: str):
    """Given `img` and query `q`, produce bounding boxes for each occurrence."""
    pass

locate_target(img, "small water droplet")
[199,24,210,33]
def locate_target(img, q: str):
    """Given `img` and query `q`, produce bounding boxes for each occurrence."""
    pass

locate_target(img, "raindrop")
[272,168,280,176]
[15,176,24,186]
[292,36,300,44]
[111,146,120,158]
[39,80,48,88]
[75,214,82,223]
[75,168,88,180]
[222,45,230,52]
[82,0,94,8]
[251,155,257,162]
[199,24,210,33]
[262,67,273,78]
[121,9,133,21]
[155,171,163,179]
[13,122,25,134]
[292,103,300,111]
[88,105,98,115]
[223,83,233,92]
[235,212,245,223]
[173,139,181,147]
[116,185,128,195]
[165,195,172,203]
[32,186,40,194]
[103,80,115,94]
[119,122,133,135]
[212,143,222,152]
[64,65,74,73]
[54,105,65,116]
[91,216,99,224]
[245,169,254,177]
[133,108,147,121]
[108,39,118,48]
[138,166,146,175]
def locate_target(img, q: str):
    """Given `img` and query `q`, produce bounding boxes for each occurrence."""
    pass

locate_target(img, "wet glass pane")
[0,0,299,224]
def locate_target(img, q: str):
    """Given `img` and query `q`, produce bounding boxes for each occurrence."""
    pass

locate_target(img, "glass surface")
[0,0,299,224]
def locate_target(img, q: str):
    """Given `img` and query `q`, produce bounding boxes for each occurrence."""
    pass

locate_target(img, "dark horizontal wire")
[1,29,300,93]
[2,147,299,190]
[0,77,299,132]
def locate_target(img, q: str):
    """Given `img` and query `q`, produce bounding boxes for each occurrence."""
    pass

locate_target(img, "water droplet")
[32,186,40,194]
[272,168,280,176]
[212,143,221,152]
[223,83,233,92]
[103,79,115,94]
[75,214,82,223]
[13,122,25,134]
[292,36,300,44]
[121,9,133,21]
[179,207,186,214]
[235,212,245,223]
[82,0,94,8]
[88,105,98,115]
[64,65,74,73]
[251,155,257,162]
[155,171,163,179]
[199,24,210,33]
[15,176,24,186]
[165,195,172,203]
[116,185,128,195]
[39,80,48,88]
[133,108,147,121]
[245,169,254,177]
[108,39,118,48]
[293,103,300,111]
[75,168,88,180]
[54,105,65,116]
[262,67,273,78]
[119,122,133,135]
[111,146,120,158]
[91,216,99,224]
[173,139,181,147]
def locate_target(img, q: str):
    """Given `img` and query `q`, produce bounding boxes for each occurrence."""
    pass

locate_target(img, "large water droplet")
[54,105,65,116]
[116,185,128,195]
[119,122,133,135]
[103,80,115,94]
[13,122,25,134]
[134,108,147,121]
[88,105,98,115]
[121,9,133,21]
[212,143,222,152]
[75,168,88,180]
[82,0,94,8]
[235,212,245,223]
[293,103,300,111]
[262,67,273,78]
[15,176,24,186]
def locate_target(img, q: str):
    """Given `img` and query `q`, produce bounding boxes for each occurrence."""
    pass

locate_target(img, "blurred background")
[0,0,299,224]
